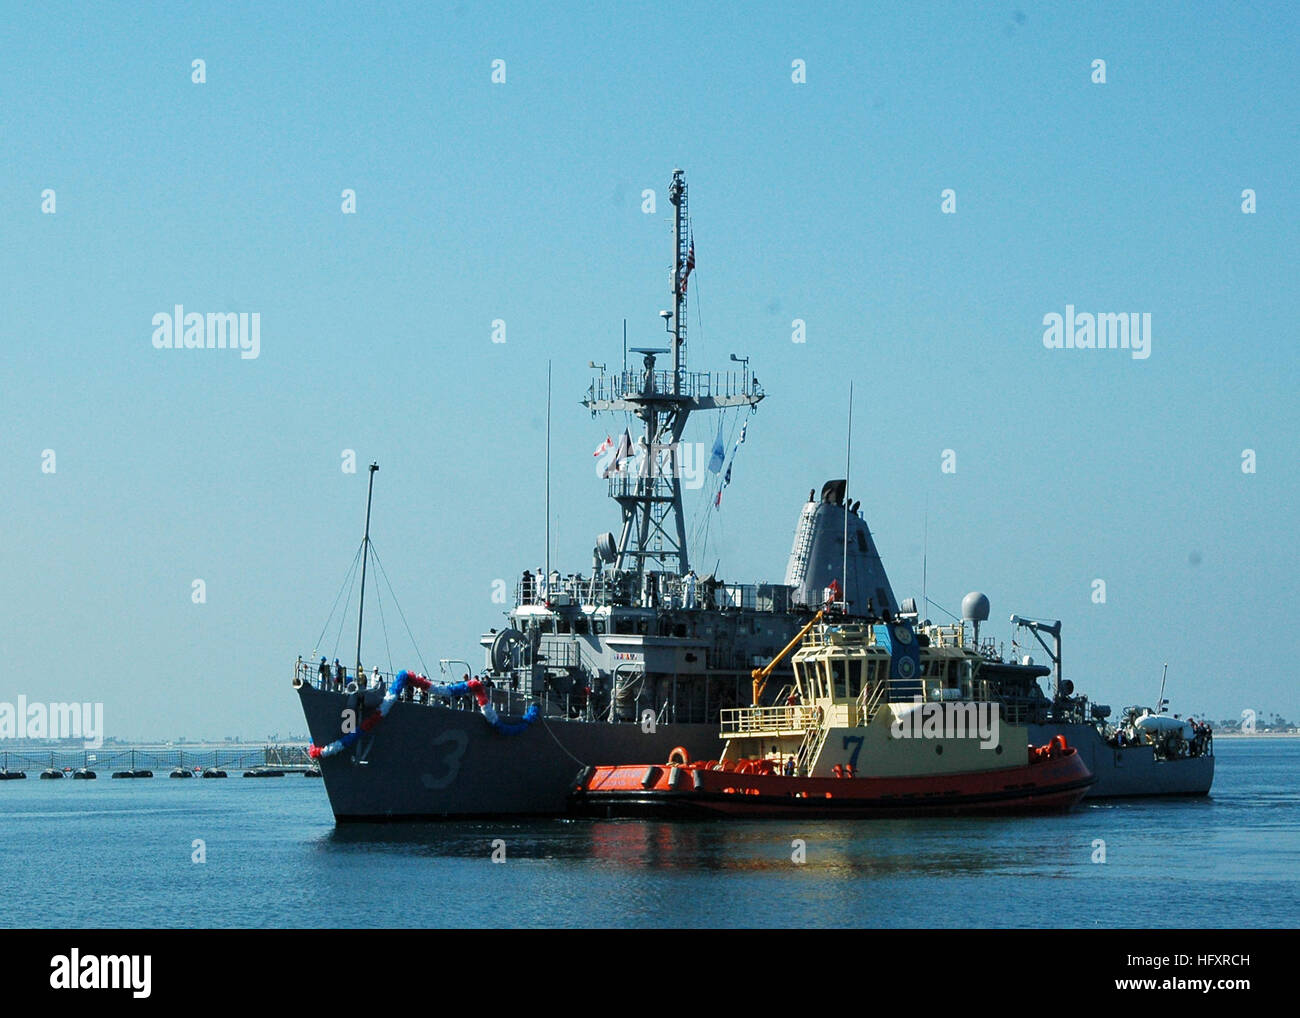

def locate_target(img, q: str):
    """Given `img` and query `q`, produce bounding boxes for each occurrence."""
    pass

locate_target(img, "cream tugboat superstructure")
[293,168,1213,822]
[569,609,1097,818]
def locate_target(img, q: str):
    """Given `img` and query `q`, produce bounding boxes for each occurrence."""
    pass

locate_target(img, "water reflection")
[318,813,1110,878]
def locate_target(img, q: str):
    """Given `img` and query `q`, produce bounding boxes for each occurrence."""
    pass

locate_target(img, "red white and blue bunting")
[308,669,540,759]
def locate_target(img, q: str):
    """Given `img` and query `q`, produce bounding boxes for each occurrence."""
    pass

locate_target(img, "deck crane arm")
[751,609,824,706]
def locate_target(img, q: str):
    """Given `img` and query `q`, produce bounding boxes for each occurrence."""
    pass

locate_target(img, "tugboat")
[569,610,1094,818]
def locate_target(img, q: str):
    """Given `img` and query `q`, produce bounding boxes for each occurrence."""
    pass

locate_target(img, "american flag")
[678,236,695,295]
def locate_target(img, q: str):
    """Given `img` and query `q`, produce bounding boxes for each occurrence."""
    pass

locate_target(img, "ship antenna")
[841,382,853,613]
[669,168,688,392]
[545,361,552,589]
[354,461,379,682]
[922,503,928,625]
[1156,662,1169,713]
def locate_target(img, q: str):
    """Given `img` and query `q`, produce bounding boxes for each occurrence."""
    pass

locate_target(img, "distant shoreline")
[1212,732,1300,739]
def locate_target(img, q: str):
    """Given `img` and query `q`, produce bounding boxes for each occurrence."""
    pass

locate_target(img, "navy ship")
[294,169,1211,820]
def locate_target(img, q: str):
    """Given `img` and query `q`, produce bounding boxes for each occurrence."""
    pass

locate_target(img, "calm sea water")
[3,738,1296,928]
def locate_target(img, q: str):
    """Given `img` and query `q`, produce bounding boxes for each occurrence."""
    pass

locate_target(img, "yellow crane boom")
[751,609,823,705]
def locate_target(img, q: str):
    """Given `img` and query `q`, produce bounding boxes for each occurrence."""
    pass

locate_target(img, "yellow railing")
[856,681,888,727]
[720,704,818,735]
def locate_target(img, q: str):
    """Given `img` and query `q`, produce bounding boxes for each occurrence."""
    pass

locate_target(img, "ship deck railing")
[720,704,818,737]
[515,574,795,614]
[585,367,758,405]
[295,659,576,721]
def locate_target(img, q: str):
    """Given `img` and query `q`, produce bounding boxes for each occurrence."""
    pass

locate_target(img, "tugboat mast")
[583,169,763,592]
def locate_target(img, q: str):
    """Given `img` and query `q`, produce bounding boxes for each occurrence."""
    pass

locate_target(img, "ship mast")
[354,461,379,682]
[670,169,688,389]
[583,169,763,592]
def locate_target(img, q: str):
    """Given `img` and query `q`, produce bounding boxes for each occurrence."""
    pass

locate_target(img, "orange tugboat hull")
[569,748,1094,819]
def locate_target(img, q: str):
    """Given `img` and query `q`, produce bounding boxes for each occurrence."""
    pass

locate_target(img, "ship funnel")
[784,481,898,615]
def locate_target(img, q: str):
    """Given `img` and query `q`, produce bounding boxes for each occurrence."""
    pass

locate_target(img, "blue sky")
[1,1,1296,739]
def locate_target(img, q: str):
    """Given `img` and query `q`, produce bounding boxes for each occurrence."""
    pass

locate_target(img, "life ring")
[735,760,757,774]
[667,746,690,766]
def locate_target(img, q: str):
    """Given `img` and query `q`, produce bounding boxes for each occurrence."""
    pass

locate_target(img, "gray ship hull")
[298,684,723,821]
[1029,722,1214,798]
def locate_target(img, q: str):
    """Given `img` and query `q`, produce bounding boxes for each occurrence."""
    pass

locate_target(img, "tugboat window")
[831,659,847,699]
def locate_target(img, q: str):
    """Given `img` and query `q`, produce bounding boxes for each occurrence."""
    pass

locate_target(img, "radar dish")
[961,591,991,622]
[596,533,618,563]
